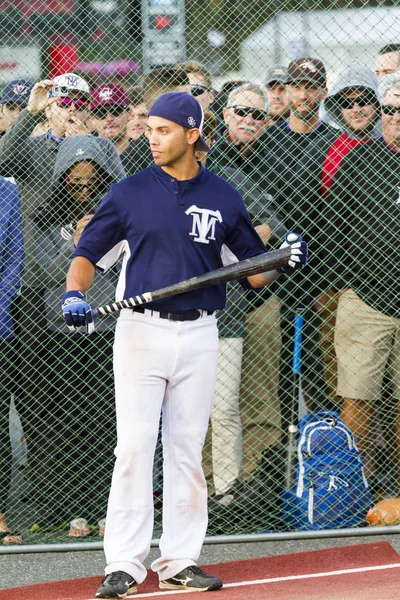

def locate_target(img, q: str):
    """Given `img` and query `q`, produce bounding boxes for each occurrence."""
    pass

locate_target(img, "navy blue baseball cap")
[148,91,210,152]
[0,79,34,106]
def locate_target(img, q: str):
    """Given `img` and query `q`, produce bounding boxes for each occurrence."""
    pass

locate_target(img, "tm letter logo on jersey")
[185,205,223,244]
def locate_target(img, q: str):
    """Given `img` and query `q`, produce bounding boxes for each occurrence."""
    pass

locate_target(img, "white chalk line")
[87,561,400,599]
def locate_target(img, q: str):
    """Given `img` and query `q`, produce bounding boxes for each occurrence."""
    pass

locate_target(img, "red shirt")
[321,134,370,199]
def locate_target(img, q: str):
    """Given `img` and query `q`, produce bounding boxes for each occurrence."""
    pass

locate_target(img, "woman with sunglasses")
[30,134,125,536]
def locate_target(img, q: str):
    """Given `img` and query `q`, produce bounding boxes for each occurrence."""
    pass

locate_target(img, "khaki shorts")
[335,289,400,401]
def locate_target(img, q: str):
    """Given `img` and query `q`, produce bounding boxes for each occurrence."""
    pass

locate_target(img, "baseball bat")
[92,245,292,318]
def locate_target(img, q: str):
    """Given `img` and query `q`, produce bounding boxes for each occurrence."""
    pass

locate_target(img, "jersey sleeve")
[74,186,126,266]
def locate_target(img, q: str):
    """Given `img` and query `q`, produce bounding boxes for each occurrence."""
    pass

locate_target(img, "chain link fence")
[0,0,399,547]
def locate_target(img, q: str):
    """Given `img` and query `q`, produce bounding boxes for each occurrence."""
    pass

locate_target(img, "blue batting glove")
[62,290,95,335]
[277,232,308,273]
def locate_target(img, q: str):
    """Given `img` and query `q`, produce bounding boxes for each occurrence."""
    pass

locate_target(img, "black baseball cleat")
[159,565,223,591]
[95,571,137,598]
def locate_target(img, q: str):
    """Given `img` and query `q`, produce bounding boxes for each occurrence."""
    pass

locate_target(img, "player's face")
[265,82,290,121]
[287,81,327,120]
[339,89,378,134]
[146,115,196,166]
[381,89,400,144]
[188,72,214,110]
[223,90,269,145]
[127,102,148,141]
[1,102,23,129]
[65,161,100,204]
[91,105,131,142]
[375,52,400,80]
[48,93,90,136]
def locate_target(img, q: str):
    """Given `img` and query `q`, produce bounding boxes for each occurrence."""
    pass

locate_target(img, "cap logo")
[76,149,84,156]
[188,116,196,127]
[13,85,28,95]
[298,61,317,73]
[99,87,113,101]
[66,75,80,87]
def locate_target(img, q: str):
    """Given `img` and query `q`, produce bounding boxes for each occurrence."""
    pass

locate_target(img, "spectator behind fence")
[0,177,23,545]
[198,111,287,514]
[375,43,400,81]
[176,60,215,110]
[264,65,290,126]
[0,72,121,525]
[291,62,381,400]
[91,83,132,155]
[0,80,34,137]
[208,83,283,483]
[261,58,335,439]
[323,72,400,491]
[127,86,148,142]
[120,66,190,174]
[31,134,125,533]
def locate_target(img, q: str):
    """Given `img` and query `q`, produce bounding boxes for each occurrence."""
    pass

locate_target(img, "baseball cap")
[148,91,210,152]
[265,65,288,87]
[91,83,131,110]
[0,79,34,106]
[53,72,90,97]
[286,58,327,87]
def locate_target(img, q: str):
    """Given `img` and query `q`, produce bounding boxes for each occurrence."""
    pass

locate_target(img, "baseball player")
[62,92,307,598]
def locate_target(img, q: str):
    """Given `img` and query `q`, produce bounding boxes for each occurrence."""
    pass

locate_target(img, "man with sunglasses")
[322,72,400,495]
[177,60,215,110]
[91,83,132,155]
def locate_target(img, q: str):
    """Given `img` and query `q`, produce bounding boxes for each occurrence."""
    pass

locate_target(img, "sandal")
[68,518,91,537]
[0,531,22,545]
[98,518,106,537]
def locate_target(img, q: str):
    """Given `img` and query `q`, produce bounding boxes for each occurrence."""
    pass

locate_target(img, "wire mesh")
[0,0,399,547]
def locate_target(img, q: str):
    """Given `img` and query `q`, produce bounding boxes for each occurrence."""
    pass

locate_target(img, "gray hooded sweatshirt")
[32,134,125,332]
[324,61,381,139]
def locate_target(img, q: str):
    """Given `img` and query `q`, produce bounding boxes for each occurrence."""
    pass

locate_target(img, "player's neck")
[161,156,200,180]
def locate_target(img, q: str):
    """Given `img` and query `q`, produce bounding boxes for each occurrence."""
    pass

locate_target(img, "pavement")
[1,533,400,590]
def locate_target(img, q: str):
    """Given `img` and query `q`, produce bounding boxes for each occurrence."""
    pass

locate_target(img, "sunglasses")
[57,97,90,111]
[65,177,101,192]
[91,105,129,119]
[337,94,376,110]
[190,84,210,97]
[381,104,400,115]
[229,105,269,121]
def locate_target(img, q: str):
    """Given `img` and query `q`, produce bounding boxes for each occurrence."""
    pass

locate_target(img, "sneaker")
[159,565,223,591]
[95,571,137,598]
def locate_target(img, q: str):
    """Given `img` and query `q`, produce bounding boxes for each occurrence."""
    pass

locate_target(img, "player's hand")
[74,215,93,246]
[65,115,91,138]
[277,232,308,273]
[62,290,95,334]
[27,80,57,115]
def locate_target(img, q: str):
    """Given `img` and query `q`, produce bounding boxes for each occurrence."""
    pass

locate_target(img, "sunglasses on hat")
[190,84,210,97]
[57,97,90,111]
[91,105,129,119]
[381,104,400,116]
[337,93,376,110]
[230,105,269,121]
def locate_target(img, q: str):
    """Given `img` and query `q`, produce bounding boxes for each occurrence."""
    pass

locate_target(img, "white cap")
[53,72,90,96]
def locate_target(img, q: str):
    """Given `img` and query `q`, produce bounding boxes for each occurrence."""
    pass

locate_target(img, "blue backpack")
[282,410,374,530]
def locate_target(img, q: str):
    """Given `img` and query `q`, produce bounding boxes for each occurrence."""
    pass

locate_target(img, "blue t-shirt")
[74,164,267,312]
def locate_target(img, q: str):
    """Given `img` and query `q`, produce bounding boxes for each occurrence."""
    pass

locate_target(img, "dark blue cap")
[0,79,34,106]
[148,91,210,152]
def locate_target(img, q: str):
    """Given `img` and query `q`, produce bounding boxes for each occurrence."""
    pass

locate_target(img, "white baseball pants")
[104,309,219,584]
[211,337,244,495]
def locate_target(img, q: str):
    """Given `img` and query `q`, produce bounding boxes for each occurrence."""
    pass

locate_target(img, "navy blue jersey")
[74,164,267,312]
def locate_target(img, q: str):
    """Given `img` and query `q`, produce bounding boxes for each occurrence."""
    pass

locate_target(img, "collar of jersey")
[152,163,206,183]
